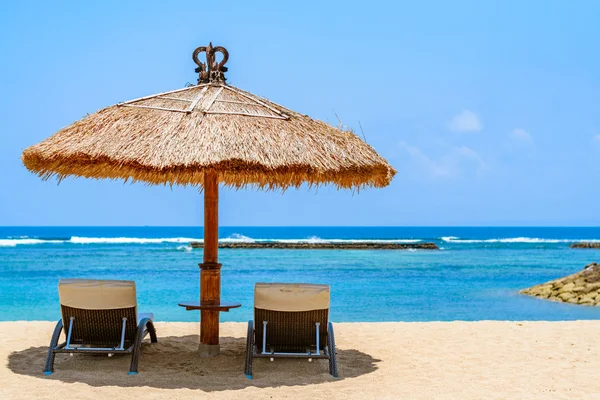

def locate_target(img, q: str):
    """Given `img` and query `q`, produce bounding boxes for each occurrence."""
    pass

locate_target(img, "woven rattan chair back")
[60,305,138,347]
[254,308,328,352]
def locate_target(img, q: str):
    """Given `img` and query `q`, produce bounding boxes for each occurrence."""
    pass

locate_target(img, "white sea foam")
[0,239,62,247]
[306,235,327,243]
[275,238,422,244]
[0,235,425,246]
[7,235,593,246]
[440,236,459,242]
[0,237,202,246]
[220,233,255,243]
[214,234,422,244]
[176,245,193,252]
[69,237,200,244]
[278,236,327,244]
[0,236,421,246]
[441,237,600,244]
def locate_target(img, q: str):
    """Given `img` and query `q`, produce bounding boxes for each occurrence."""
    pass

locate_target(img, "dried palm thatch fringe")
[22,83,396,190]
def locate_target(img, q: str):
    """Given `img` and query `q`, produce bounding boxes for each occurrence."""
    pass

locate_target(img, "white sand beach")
[2,321,600,399]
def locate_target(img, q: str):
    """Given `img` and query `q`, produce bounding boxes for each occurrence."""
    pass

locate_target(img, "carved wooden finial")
[192,43,229,84]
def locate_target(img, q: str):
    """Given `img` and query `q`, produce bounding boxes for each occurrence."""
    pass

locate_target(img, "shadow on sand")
[8,335,379,391]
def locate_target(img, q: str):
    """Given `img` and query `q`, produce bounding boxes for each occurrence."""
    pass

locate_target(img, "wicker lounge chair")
[44,279,157,375]
[244,283,338,378]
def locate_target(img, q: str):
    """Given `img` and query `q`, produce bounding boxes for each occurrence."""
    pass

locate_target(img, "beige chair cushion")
[58,279,137,310]
[254,283,330,312]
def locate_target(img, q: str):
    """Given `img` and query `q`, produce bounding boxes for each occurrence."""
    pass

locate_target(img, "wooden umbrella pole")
[199,171,221,357]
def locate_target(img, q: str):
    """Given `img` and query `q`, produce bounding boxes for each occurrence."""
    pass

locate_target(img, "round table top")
[178,301,242,312]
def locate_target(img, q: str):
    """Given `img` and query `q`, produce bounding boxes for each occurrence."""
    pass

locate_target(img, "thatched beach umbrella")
[21,44,396,356]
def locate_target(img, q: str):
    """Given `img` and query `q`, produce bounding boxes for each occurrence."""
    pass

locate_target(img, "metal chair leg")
[44,319,63,375]
[244,320,254,379]
[129,318,155,375]
[327,322,338,378]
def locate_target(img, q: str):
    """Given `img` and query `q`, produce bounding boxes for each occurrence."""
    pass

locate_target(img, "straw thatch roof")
[22,82,396,189]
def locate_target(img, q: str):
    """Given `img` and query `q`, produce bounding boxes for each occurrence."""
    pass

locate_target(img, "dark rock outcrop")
[189,242,439,250]
[570,242,600,249]
[520,262,600,306]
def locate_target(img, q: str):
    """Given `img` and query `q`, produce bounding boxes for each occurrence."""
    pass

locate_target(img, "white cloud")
[399,142,486,178]
[510,128,533,144]
[448,110,482,133]
[592,134,600,145]
[454,146,487,171]
[400,142,451,177]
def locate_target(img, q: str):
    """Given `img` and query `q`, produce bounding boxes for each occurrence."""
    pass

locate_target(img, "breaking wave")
[220,233,254,243]
[221,234,422,244]
[440,237,600,244]
[0,237,201,246]
[0,238,63,247]
[0,234,422,247]
[3,233,599,247]
[69,237,200,244]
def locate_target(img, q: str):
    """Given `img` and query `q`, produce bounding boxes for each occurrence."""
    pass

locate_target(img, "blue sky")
[1,0,599,226]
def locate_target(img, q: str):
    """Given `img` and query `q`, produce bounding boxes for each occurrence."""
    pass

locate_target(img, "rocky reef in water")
[189,242,439,250]
[570,242,600,249]
[520,262,600,306]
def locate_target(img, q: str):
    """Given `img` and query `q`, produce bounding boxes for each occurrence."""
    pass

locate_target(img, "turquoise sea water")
[1,226,600,322]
